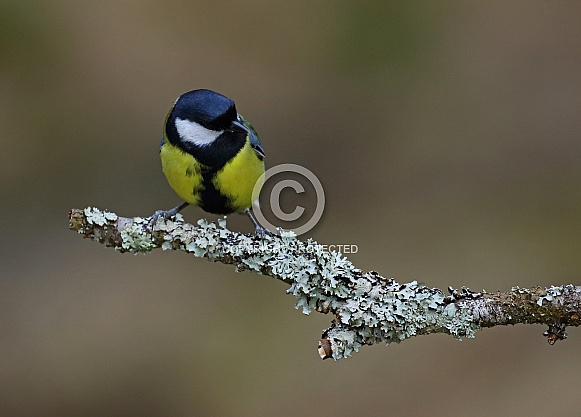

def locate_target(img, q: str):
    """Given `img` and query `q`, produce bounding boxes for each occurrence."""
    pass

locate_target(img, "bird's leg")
[245,209,273,236]
[149,202,189,229]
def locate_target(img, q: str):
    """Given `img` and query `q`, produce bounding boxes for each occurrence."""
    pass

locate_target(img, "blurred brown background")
[2,1,581,416]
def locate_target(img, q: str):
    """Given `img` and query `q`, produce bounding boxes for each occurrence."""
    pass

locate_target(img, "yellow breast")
[214,140,265,212]
[160,141,203,206]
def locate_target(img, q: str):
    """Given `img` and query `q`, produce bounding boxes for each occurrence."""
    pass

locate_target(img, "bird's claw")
[253,224,275,237]
[147,210,173,231]
[147,202,189,231]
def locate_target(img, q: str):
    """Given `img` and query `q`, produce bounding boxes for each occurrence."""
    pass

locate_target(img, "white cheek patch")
[175,117,222,147]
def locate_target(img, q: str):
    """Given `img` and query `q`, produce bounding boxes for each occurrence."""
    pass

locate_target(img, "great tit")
[152,89,266,232]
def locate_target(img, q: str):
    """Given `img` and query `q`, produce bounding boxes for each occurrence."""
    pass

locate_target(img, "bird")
[151,89,267,233]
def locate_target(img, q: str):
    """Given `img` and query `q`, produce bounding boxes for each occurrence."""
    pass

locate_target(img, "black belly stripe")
[198,167,234,214]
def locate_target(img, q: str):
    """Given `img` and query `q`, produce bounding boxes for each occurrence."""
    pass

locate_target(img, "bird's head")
[165,89,246,147]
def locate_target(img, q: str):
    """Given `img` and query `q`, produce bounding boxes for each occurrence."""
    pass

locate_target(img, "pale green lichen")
[279,229,297,239]
[84,207,117,226]
[537,285,565,306]
[119,221,156,253]
[320,278,479,359]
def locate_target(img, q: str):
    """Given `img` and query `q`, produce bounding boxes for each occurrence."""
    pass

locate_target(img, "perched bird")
[152,89,266,232]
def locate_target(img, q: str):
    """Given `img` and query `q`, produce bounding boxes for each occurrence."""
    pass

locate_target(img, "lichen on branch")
[68,207,581,360]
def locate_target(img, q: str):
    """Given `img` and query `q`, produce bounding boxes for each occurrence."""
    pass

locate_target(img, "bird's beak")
[232,120,259,145]
[231,120,250,134]
[232,119,265,159]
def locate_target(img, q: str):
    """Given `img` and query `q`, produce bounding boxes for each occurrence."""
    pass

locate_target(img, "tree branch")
[68,207,581,360]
